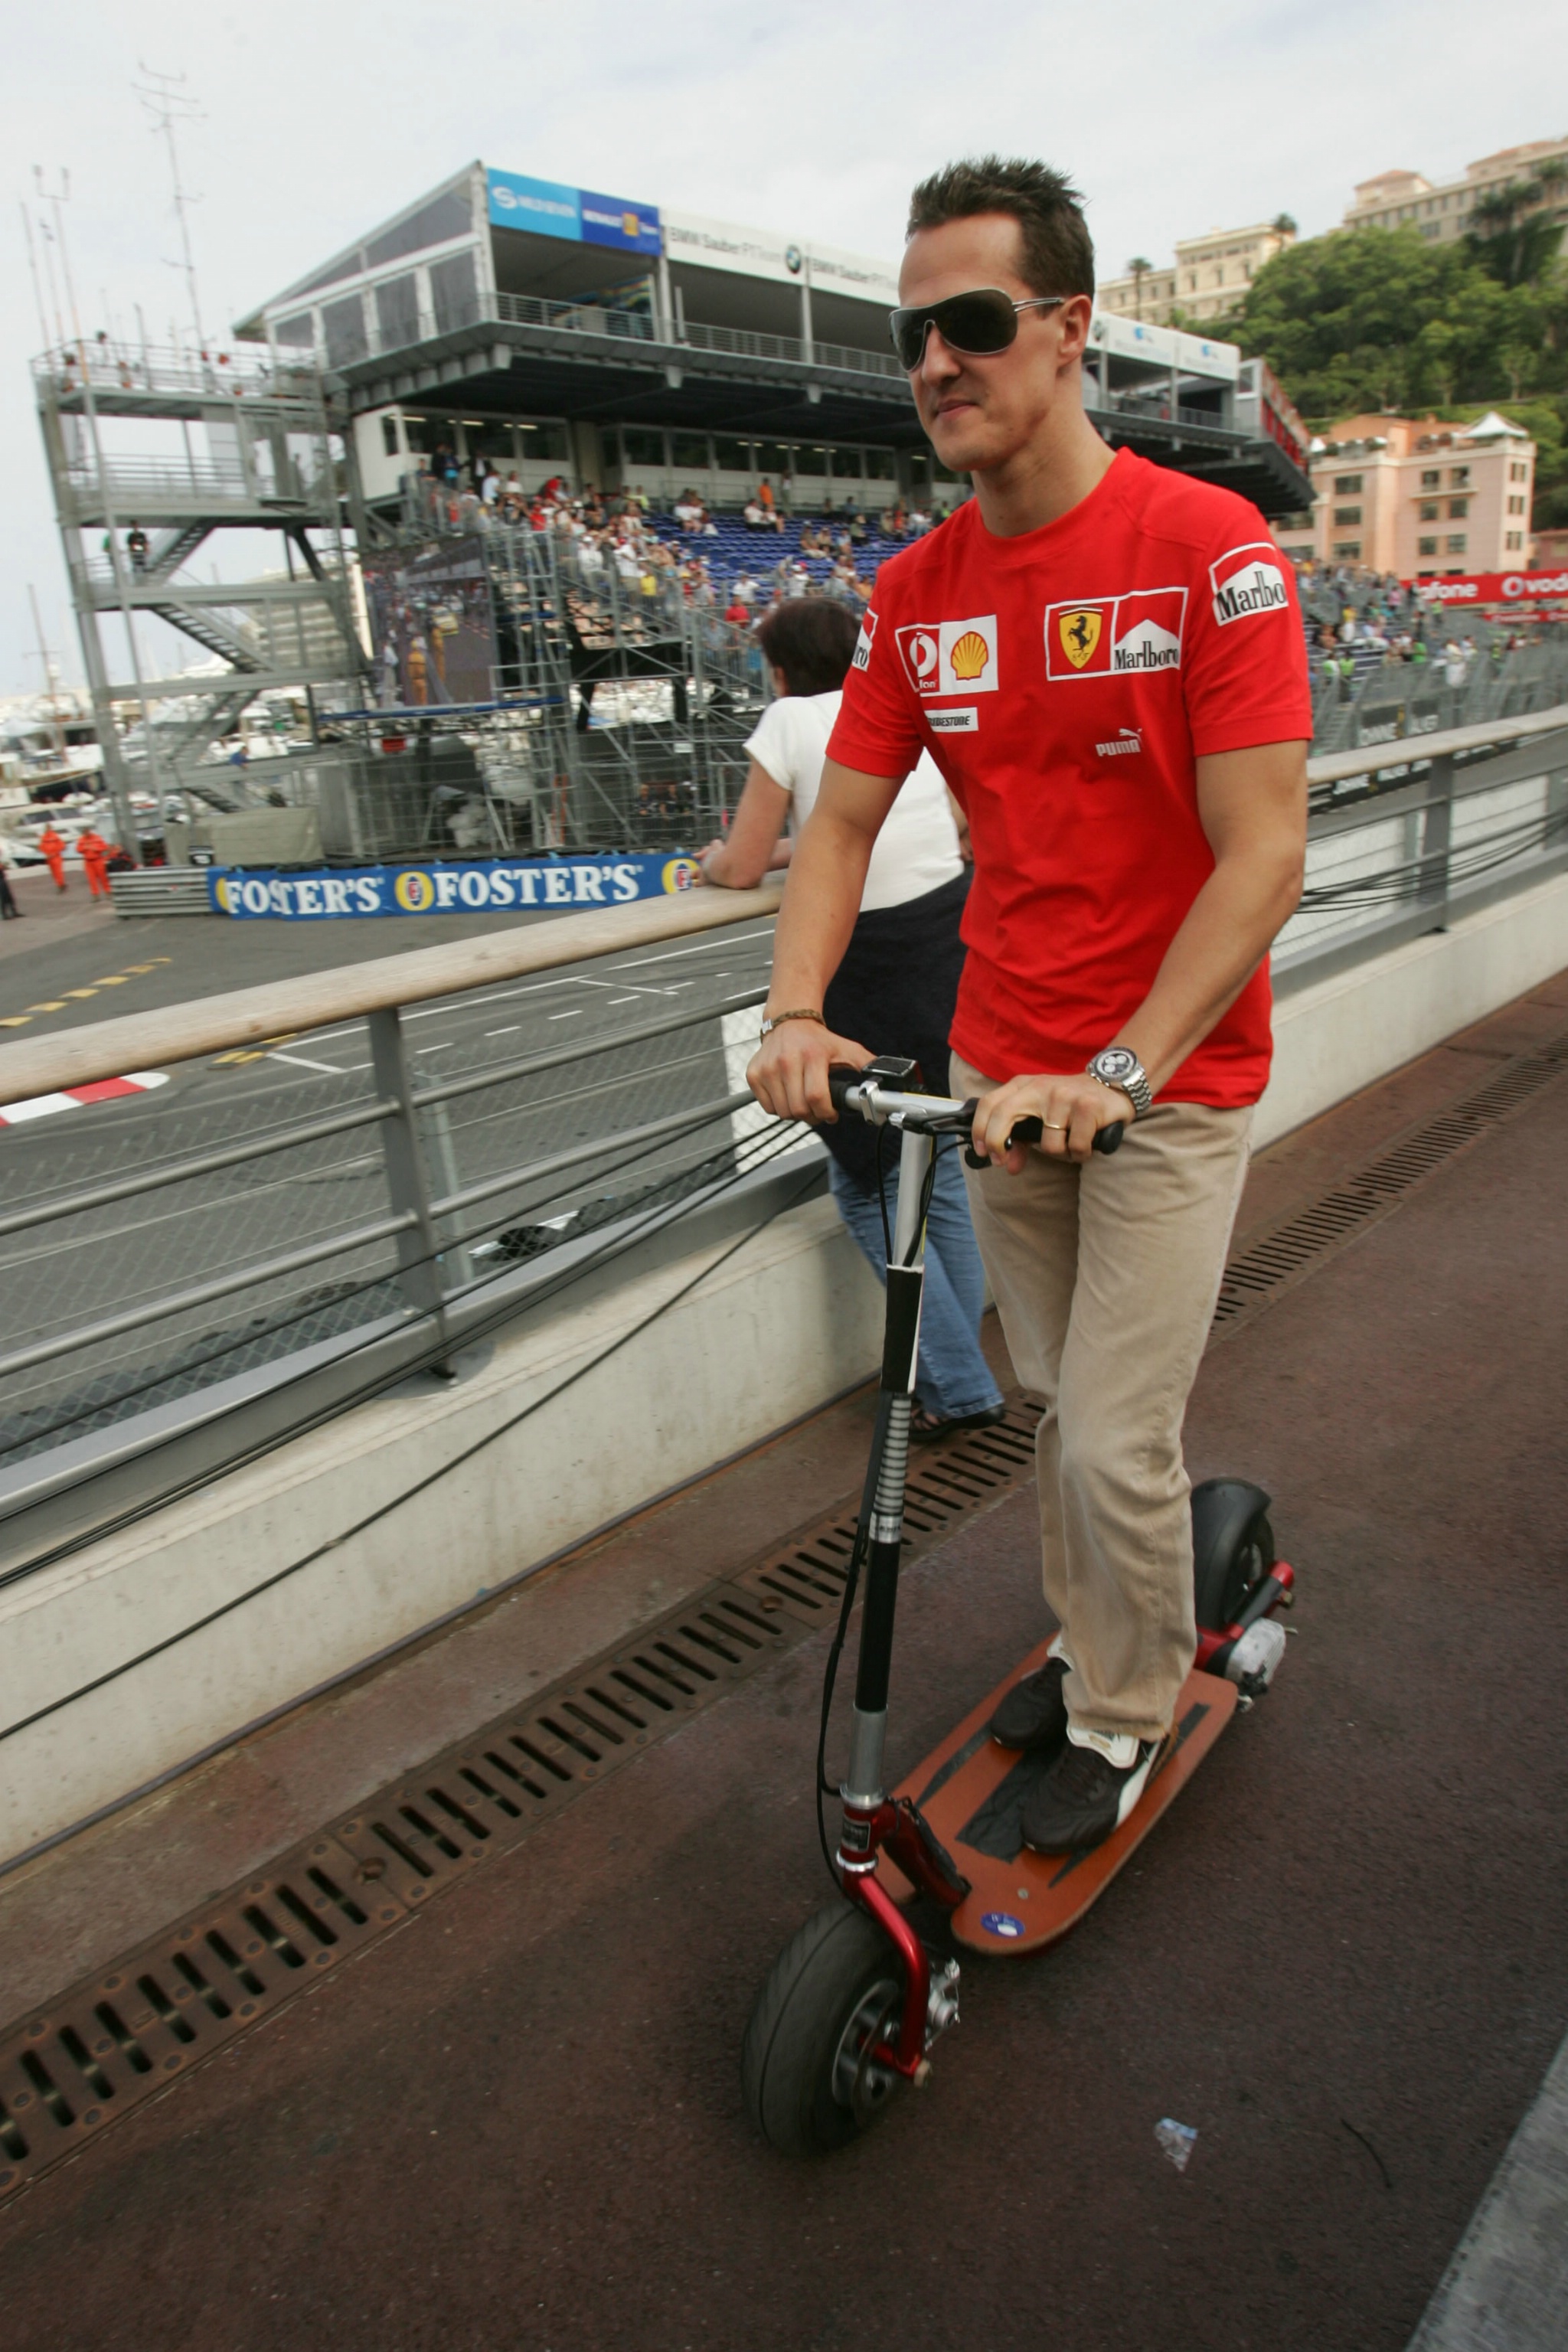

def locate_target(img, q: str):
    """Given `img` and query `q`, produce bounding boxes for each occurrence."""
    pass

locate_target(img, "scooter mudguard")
[877,1642,1236,1956]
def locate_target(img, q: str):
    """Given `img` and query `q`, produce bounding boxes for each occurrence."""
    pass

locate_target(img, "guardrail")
[2,703,1566,1560]
[0,882,786,1559]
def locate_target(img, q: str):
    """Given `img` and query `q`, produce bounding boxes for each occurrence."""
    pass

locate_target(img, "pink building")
[1272,412,1535,577]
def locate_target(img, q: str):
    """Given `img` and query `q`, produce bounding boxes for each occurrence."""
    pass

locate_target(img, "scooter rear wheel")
[742,1899,908,2155]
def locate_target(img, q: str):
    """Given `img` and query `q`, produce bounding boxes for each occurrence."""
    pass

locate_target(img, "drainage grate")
[0,1405,1040,2204]
[1213,1028,1568,1334]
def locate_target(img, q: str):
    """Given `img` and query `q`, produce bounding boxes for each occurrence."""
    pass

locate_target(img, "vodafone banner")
[1413,568,1568,605]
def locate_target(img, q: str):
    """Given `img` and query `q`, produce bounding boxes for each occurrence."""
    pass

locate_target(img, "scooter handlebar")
[824,1065,1122,1158]
[982,1112,1124,1161]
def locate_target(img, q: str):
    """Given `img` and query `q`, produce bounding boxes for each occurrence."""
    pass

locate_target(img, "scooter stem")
[842,1126,933,1808]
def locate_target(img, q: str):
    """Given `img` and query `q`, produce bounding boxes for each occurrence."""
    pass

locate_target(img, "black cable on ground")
[0,1153,825,1747]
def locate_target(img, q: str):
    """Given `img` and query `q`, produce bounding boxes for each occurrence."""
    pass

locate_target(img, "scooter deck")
[877,1642,1238,1955]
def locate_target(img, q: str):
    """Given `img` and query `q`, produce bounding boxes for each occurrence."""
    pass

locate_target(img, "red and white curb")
[0,1071,169,1127]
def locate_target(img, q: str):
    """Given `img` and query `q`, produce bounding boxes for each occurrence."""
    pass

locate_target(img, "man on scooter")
[747,155,1311,1854]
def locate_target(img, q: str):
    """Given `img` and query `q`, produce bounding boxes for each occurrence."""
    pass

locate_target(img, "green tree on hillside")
[1467,158,1568,290]
[1213,225,1551,415]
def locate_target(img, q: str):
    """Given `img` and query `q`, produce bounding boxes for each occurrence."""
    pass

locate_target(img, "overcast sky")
[3,0,1563,692]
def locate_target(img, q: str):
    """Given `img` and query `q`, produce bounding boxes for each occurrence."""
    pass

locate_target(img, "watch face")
[1094,1047,1137,1082]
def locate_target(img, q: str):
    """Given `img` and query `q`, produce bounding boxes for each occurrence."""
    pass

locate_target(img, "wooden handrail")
[0,880,783,1109]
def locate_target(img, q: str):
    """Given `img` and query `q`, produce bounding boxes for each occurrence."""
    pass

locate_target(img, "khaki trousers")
[952,1052,1253,1741]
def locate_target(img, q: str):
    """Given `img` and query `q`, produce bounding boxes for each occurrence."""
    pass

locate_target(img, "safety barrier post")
[367,1004,452,1357]
[1416,751,1455,928]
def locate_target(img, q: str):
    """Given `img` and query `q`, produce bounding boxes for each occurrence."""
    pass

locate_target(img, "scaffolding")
[33,336,371,858]
[316,488,768,861]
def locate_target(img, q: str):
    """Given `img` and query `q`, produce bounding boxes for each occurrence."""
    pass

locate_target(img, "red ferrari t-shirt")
[828,449,1312,1107]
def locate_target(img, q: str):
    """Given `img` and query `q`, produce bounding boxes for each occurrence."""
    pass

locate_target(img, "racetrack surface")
[0,991,1563,2348]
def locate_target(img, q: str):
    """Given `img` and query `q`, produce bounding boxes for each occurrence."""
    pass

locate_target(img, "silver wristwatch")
[1086,1045,1152,1119]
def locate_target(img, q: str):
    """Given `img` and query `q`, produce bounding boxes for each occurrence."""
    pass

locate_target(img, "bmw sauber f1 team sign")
[211,854,702,920]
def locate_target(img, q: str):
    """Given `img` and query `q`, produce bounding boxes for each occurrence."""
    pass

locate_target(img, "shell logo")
[662,857,701,893]
[213,876,235,913]
[949,629,990,683]
[393,869,436,912]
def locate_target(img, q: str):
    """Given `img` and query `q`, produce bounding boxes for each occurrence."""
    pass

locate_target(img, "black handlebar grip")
[965,1111,1125,1167]
[826,1063,861,1116]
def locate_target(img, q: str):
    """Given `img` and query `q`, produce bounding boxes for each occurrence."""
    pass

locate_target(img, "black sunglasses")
[887,288,1067,371]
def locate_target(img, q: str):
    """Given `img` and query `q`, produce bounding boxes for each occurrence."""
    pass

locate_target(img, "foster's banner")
[211,854,703,920]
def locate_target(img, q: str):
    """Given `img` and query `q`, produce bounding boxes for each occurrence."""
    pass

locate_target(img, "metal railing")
[413,290,908,383]
[2,704,1565,1560]
[0,884,787,1558]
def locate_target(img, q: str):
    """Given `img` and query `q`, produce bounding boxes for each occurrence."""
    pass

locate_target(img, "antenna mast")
[135,64,207,351]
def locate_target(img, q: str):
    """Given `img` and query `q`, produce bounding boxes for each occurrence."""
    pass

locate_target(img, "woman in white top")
[700,597,1003,1439]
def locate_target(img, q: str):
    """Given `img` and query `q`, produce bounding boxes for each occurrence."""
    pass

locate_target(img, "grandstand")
[235,161,1312,528]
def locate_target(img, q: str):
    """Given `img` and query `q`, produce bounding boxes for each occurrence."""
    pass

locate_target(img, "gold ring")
[1041,1120,1067,1131]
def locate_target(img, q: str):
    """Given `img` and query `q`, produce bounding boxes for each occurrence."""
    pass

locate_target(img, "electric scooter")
[742,1058,1295,2156]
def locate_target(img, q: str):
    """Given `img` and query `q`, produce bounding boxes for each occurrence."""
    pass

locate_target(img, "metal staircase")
[34,341,373,853]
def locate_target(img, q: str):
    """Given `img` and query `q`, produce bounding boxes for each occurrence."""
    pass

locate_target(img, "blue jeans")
[829,1144,1004,1421]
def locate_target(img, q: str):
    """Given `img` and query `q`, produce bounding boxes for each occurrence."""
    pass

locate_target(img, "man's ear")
[1056,294,1096,367]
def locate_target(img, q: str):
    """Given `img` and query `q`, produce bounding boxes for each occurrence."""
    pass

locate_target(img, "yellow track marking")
[26,1002,67,1014]
[0,1016,30,1029]
[62,988,99,1000]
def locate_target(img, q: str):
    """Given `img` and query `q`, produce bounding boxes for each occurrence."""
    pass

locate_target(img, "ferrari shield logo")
[1058,609,1102,669]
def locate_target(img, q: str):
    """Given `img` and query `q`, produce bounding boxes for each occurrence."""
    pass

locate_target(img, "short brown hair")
[906,156,1095,301]
[756,598,861,697]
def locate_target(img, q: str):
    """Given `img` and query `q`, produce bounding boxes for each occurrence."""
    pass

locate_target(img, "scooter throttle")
[963,1112,1124,1169]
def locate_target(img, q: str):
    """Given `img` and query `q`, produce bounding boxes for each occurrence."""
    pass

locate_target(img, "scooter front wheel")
[742,1899,907,2155]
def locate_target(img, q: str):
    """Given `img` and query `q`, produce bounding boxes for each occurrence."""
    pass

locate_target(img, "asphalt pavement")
[0,986,1563,2350]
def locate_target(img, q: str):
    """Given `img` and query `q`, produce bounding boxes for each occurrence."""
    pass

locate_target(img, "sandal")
[909,1400,1008,1446]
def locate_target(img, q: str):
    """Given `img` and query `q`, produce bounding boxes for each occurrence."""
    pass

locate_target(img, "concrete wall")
[3,870,1565,1864]
[1257,868,1568,1148]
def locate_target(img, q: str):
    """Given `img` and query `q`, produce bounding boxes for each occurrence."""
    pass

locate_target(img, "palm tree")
[1126,256,1154,319]
[1271,213,1298,240]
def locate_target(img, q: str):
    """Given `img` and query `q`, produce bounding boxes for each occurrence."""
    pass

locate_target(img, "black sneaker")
[1020,1728,1162,1854]
[988,1655,1069,1752]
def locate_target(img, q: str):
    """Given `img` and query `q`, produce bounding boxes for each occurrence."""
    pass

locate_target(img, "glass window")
[1446,534,1467,554]
[1418,536,1438,557]
[795,446,829,476]
[1333,505,1362,526]
[757,443,792,475]
[622,427,665,468]
[381,416,400,458]
[830,448,862,480]
[365,185,472,272]
[374,274,420,354]
[1333,541,1361,559]
[322,293,368,369]
[714,437,754,472]
[275,312,315,349]
[519,421,570,462]
[1333,473,1363,492]
[429,249,479,335]
[1506,532,1524,550]
[1508,495,1526,516]
[1419,501,1439,521]
[1448,497,1468,519]
[671,433,710,470]
[1420,469,1440,488]
[1449,466,1470,488]
[863,449,897,480]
